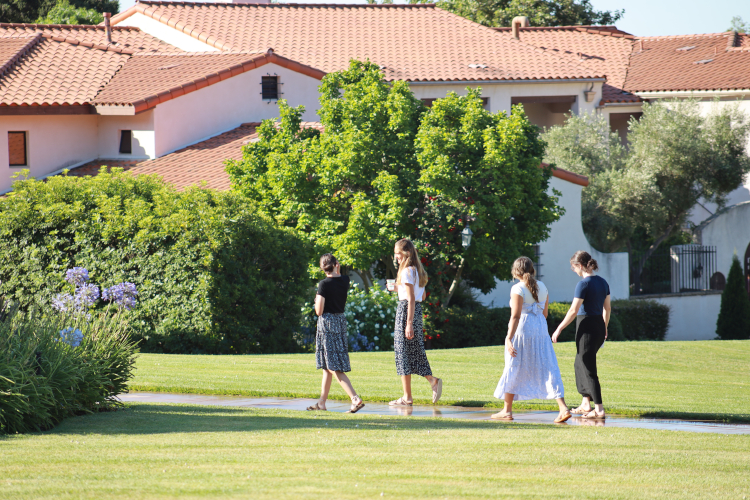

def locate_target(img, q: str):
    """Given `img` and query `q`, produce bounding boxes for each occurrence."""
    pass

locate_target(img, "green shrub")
[716,255,750,340]
[546,302,577,342]
[427,306,510,349]
[607,314,625,341]
[0,170,313,354]
[0,306,137,434]
[611,299,669,341]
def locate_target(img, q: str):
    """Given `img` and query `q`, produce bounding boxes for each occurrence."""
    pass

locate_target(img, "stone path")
[119,392,750,435]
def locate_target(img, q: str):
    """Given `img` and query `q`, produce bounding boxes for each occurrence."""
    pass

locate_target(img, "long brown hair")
[511,256,540,303]
[570,250,599,272]
[395,239,428,287]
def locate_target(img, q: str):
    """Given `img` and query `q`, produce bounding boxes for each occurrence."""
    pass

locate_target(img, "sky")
[115,0,748,37]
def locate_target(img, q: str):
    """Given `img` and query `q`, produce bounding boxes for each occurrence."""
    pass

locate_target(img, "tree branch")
[442,257,465,310]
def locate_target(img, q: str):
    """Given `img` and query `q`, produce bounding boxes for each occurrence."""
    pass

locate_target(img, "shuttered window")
[8,132,27,166]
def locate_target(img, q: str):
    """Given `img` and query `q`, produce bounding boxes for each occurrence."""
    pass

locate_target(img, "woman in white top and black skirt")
[552,251,610,420]
[492,257,570,423]
[307,253,365,414]
[386,239,443,406]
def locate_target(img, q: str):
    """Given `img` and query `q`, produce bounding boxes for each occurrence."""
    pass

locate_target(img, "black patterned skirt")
[316,313,351,372]
[394,300,432,377]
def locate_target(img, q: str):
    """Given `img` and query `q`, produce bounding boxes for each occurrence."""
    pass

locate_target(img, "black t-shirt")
[574,275,610,315]
[316,275,350,314]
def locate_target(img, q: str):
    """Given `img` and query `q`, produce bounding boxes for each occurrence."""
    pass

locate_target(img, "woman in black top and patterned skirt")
[552,251,610,420]
[386,239,443,406]
[307,253,365,414]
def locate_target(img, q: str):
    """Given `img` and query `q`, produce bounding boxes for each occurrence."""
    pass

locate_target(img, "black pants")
[574,315,605,404]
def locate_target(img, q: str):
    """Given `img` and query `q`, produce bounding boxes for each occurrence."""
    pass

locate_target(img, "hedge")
[0,170,314,354]
[611,299,669,341]
[0,306,137,434]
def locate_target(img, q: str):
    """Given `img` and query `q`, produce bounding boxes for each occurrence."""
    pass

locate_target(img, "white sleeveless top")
[511,281,548,304]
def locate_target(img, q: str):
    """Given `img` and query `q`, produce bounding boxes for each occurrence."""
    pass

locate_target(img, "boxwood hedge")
[0,170,314,354]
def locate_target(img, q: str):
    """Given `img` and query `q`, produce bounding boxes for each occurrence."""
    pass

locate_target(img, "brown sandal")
[554,411,572,423]
[570,406,592,415]
[580,410,606,420]
[389,397,412,406]
[346,398,365,414]
[306,403,327,411]
[491,411,513,421]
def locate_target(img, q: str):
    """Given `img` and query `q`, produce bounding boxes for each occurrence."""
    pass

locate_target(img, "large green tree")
[543,100,750,293]
[36,0,103,24]
[0,0,117,24]
[434,0,623,28]
[228,61,563,310]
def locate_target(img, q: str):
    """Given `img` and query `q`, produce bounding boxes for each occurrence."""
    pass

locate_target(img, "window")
[119,130,132,154]
[532,244,543,279]
[261,75,279,100]
[8,131,27,166]
[421,97,489,110]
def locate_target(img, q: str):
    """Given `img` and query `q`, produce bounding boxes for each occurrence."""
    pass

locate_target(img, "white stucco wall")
[115,13,218,52]
[631,292,722,341]
[697,201,750,278]
[479,176,629,307]
[153,63,322,157]
[0,115,99,192]
[409,80,602,122]
[97,111,155,159]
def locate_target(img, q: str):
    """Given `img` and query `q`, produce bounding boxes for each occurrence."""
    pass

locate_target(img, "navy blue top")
[574,275,610,316]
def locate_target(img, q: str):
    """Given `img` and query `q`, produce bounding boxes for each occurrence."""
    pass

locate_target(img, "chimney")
[512,16,529,39]
[104,12,112,44]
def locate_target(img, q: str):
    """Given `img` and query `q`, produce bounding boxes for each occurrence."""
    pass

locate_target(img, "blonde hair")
[511,256,540,303]
[394,239,428,288]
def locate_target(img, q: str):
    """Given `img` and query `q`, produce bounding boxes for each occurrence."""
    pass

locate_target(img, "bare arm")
[404,283,416,339]
[543,295,549,319]
[602,295,611,340]
[552,297,584,343]
[314,294,325,317]
[505,293,523,357]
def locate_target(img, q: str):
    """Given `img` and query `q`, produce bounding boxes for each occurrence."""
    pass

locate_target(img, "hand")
[506,339,517,357]
[405,324,414,340]
[605,327,608,341]
[386,283,395,292]
[551,329,561,343]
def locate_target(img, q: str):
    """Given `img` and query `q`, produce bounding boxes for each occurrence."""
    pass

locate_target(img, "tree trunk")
[442,257,465,310]
[365,268,376,290]
[382,257,398,280]
[353,269,371,293]
[632,220,678,295]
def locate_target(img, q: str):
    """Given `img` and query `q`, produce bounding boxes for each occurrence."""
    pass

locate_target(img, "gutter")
[408,78,606,86]
[634,89,750,99]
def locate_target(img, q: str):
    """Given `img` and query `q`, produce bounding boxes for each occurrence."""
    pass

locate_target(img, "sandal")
[432,378,443,404]
[346,397,366,414]
[554,410,572,423]
[306,403,327,411]
[389,397,413,406]
[490,411,513,421]
[570,406,592,415]
[580,410,606,420]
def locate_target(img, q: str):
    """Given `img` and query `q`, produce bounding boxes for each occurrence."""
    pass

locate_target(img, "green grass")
[1,403,749,499]
[129,341,750,422]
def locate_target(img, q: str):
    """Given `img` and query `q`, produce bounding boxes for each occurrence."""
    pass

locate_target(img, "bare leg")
[575,396,592,412]
[594,403,605,415]
[333,371,359,402]
[318,369,333,409]
[400,375,413,402]
[556,397,569,416]
[503,392,514,414]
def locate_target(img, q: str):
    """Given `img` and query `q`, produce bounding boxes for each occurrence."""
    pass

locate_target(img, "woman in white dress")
[492,257,570,423]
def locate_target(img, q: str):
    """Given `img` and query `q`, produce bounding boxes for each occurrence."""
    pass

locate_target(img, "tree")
[0,0,117,24]
[415,89,562,309]
[435,0,623,28]
[716,255,750,340]
[728,15,750,34]
[542,100,750,293]
[36,0,103,24]
[227,60,423,289]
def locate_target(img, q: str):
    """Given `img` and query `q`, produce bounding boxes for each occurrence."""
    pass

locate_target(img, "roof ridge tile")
[0,31,43,78]
[43,34,136,54]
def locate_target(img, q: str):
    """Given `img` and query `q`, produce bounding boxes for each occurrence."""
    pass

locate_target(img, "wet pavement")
[118,392,750,435]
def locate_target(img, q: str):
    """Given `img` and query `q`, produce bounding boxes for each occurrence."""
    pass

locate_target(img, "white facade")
[480,176,629,307]
[632,292,722,341]
[118,13,218,52]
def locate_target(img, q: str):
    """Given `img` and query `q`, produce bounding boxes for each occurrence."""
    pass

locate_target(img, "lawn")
[1,403,749,499]
[129,341,750,421]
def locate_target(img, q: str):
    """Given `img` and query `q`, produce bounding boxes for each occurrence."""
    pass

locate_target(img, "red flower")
[437,334,441,338]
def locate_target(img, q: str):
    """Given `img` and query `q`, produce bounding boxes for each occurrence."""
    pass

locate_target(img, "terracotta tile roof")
[112,2,602,82]
[494,26,640,105]
[0,23,180,53]
[66,159,141,177]
[0,33,41,77]
[0,36,131,106]
[625,32,750,92]
[92,50,325,113]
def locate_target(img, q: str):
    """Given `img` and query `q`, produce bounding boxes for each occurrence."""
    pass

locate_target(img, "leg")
[401,374,413,403]
[556,397,568,413]
[318,369,333,409]
[503,392,514,413]
[333,371,358,401]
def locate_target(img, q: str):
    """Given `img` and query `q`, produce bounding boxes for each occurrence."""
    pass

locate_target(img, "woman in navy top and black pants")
[552,251,610,420]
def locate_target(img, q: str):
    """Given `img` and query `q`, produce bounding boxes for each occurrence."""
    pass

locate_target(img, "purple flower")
[52,293,75,313]
[65,267,89,287]
[59,327,83,347]
[103,282,138,310]
[75,283,100,308]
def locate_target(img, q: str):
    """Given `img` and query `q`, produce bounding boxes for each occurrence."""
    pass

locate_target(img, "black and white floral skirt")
[394,300,432,377]
[316,312,351,372]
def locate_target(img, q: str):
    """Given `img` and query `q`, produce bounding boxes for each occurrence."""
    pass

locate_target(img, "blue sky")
[115,0,748,37]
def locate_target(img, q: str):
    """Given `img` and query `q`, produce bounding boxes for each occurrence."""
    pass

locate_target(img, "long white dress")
[494,281,564,401]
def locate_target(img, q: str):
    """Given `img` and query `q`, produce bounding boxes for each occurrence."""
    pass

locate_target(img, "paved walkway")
[119,392,750,435]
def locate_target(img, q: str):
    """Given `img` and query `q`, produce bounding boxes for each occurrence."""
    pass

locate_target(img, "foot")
[431,378,443,404]
[306,402,327,411]
[491,410,513,421]
[570,406,592,415]
[554,410,571,423]
[581,409,606,420]
[389,397,413,406]
[346,396,365,414]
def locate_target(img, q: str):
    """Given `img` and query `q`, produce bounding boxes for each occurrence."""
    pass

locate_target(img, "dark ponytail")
[570,250,599,272]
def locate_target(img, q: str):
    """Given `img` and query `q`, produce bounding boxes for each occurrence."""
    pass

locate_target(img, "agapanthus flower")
[65,267,89,287]
[59,327,83,347]
[52,293,75,313]
[102,282,138,310]
[75,283,100,308]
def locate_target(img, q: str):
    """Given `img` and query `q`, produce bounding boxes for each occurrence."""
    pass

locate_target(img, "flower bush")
[301,282,399,352]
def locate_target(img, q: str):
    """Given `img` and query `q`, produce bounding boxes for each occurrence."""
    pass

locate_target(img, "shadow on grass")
[41,404,556,436]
